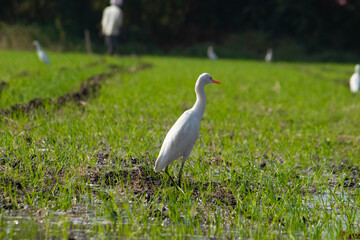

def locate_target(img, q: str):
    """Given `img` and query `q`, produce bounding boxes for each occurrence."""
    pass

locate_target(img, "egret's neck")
[192,83,206,119]
[35,45,41,51]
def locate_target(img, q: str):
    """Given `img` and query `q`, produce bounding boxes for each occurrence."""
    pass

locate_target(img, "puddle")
[0,199,128,239]
[304,191,360,236]
[305,191,352,210]
[1,187,358,239]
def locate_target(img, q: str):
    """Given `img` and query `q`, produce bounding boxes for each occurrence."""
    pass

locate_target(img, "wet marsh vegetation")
[0,50,360,239]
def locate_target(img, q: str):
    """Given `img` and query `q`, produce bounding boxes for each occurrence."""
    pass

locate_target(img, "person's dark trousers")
[105,35,119,55]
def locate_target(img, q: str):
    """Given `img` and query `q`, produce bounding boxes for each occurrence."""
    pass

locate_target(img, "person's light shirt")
[101,5,123,36]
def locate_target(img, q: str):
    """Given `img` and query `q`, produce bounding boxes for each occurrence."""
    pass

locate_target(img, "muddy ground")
[1,145,359,212]
[88,153,237,207]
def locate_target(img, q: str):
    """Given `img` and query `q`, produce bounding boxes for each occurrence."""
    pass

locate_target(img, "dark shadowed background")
[1,0,359,61]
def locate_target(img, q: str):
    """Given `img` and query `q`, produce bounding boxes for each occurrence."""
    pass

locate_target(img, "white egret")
[207,46,218,60]
[33,40,50,64]
[265,48,273,63]
[154,73,221,188]
[350,64,360,93]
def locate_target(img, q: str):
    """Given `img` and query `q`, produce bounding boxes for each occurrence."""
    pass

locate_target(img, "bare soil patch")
[87,153,237,208]
[1,148,359,213]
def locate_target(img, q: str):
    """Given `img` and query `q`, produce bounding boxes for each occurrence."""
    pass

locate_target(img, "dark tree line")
[1,0,360,54]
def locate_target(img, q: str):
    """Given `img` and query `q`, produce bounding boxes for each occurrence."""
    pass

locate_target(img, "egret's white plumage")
[350,64,360,93]
[154,73,221,187]
[265,48,273,63]
[207,46,218,60]
[33,40,50,64]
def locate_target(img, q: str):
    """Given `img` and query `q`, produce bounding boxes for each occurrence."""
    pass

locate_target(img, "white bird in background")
[265,48,273,63]
[350,64,360,93]
[207,46,218,60]
[33,40,50,64]
[154,73,221,188]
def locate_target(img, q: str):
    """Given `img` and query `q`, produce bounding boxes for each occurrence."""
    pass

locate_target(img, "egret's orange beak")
[211,78,221,84]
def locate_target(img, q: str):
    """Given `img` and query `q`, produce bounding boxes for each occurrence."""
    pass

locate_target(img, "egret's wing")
[212,52,218,60]
[38,51,50,64]
[350,73,359,92]
[265,53,272,62]
[208,51,218,60]
[154,111,200,171]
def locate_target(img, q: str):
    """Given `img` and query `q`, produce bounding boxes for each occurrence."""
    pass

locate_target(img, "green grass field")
[0,50,359,239]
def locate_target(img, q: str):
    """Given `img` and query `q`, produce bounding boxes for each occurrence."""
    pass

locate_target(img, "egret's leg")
[164,167,177,187]
[178,158,187,188]
[164,167,185,194]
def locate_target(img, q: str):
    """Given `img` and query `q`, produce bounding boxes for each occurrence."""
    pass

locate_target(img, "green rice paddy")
[0,50,359,239]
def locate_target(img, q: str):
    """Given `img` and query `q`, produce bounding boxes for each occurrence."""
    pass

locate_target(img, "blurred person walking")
[101,0,123,55]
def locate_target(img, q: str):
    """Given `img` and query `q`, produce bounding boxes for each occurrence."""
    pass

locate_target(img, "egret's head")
[33,40,40,47]
[355,64,360,73]
[208,46,213,52]
[198,73,221,86]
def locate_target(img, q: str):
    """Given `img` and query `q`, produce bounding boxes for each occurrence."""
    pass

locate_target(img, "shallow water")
[0,201,127,239]
[1,190,359,239]
[305,191,352,210]
[304,190,360,235]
